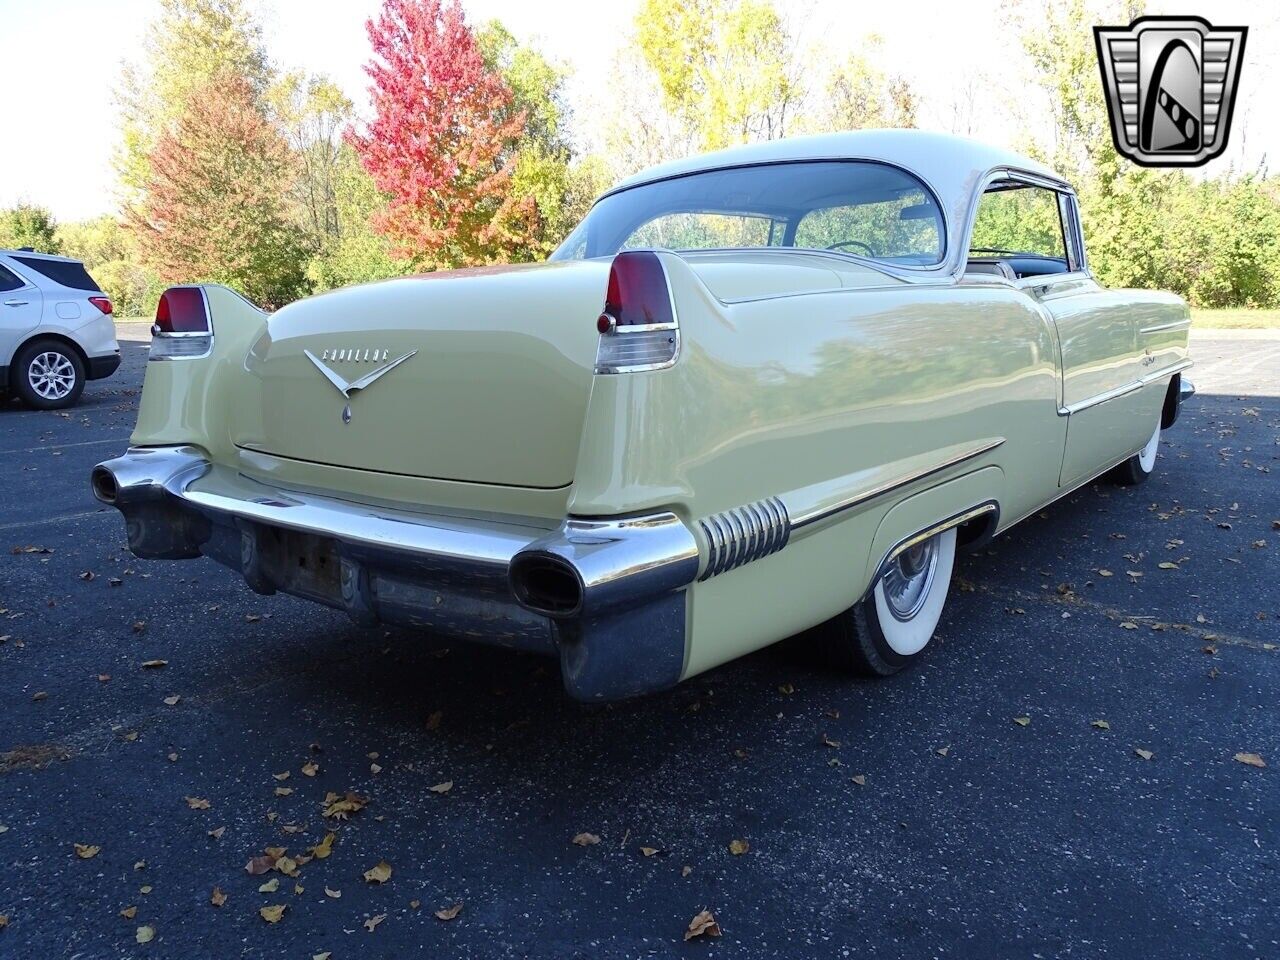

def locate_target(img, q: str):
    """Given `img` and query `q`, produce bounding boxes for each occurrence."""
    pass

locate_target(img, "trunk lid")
[232,260,610,489]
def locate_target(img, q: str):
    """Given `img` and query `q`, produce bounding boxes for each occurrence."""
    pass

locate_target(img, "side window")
[622,212,777,251]
[0,264,26,293]
[969,184,1068,267]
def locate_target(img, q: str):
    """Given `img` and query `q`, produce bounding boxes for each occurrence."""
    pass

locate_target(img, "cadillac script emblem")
[1094,16,1247,167]
[304,347,417,424]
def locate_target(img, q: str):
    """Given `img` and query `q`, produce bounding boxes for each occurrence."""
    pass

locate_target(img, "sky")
[0,0,1275,221]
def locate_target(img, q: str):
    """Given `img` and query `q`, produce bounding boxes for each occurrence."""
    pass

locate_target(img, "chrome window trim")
[958,168,1080,282]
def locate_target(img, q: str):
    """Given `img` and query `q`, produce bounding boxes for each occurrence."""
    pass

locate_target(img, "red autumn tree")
[128,71,307,306]
[348,0,537,268]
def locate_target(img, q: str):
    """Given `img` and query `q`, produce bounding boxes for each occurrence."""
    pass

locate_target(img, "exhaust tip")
[91,466,119,505]
[509,554,583,619]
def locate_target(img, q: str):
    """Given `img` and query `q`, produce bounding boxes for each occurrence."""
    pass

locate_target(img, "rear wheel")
[12,338,85,410]
[1108,417,1160,486]
[809,527,957,676]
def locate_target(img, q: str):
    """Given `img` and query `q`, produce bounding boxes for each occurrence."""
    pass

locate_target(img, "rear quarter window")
[0,264,25,292]
[12,256,100,292]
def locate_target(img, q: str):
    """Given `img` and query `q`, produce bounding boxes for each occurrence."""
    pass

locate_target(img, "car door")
[0,262,42,368]
[967,179,1150,487]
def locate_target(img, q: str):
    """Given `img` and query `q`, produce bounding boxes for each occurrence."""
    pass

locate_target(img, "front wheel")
[12,338,85,410]
[809,527,957,676]
[1108,417,1160,486]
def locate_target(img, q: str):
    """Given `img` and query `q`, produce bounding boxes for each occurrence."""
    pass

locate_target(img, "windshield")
[551,160,945,266]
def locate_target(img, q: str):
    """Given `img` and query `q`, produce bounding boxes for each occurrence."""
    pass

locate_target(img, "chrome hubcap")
[28,351,76,400]
[881,536,941,622]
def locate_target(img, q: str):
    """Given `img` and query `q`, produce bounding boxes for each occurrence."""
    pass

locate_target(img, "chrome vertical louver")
[697,496,791,581]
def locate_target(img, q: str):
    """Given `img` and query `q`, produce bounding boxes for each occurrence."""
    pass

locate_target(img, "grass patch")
[1190,308,1280,330]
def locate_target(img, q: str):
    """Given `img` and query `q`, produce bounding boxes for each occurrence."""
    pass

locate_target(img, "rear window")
[551,160,946,266]
[12,256,100,291]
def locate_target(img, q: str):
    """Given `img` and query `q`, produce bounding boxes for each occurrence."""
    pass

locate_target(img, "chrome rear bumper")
[91,447,699,701]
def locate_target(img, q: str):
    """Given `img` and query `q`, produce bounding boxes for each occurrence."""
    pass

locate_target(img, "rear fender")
[132,285,267,458]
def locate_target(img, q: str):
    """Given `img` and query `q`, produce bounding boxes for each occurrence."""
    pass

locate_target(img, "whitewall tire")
[1109,417,1161,486]
[809,527,958,676]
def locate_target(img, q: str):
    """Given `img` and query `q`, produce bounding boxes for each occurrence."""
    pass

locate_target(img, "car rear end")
[1,250,120,391]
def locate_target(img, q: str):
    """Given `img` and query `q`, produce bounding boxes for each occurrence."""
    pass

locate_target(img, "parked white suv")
[0,249,121,409]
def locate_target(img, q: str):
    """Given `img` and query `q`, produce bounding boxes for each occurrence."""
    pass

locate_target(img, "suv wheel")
[12,338,85,410]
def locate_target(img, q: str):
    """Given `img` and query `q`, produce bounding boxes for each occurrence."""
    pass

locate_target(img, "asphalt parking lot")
[0,324,1276,958]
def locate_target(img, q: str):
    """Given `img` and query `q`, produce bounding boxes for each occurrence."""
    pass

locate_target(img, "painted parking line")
[0,508,115,532]
[0,436,132,456]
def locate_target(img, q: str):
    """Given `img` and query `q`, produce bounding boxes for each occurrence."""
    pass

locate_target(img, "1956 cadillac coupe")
[93,131,1193,701]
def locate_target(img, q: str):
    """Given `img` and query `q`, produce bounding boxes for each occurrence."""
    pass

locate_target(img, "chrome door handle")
[3,299,29,306]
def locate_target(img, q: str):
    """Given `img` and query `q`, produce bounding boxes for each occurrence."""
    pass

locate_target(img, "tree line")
[1,0,1277,315]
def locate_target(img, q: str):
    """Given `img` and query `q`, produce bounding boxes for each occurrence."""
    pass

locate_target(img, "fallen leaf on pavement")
[275,787,293,797]
[120,906,137,919]
[429,781,453,794]
[259,905,286,924]
[184,797,210,810]
[572,832,600,846]
[435,902,463,921]
[640,846,660,857]
[935,745,950,757]
[363,861,393,884]
[1091,719,1111,730]
[310,833,336,860]
[301,761,319,777]
[324,887,341,899]
[364,913,386,933]
[1135,748,1155,761]
[1234,752,1266,768]
[681,865,693,877]
[140,659,167,669]
[851,774,867,786]
[322,791,368,820]
[136,925,155,943]
[74,843,100,859]
[1014,716,1031,726]
[210,887,226,907]
[245,852,280,875]
[259,877,280,894]
[684,909,721,941]
[728,839,749,855]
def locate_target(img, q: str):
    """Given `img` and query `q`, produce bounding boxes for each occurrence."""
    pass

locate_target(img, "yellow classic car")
[92,130,1193,700]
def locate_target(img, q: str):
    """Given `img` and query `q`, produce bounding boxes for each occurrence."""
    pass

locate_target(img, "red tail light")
[595,252,680,374]
[88,295,113,315]
[154,287,210,333]
[150,286,213,360]
[603,250,676,328]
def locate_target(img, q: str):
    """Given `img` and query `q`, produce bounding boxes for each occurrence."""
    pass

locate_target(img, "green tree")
[477,20,584,256]
[817,36,918,132]
[634,0,802,151]
[127,72,307,307]
[117,0,273,199]
[57,216,157,318]
[0,204,60,254]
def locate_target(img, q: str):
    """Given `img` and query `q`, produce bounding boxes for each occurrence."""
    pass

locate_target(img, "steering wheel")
[826,239,877,257]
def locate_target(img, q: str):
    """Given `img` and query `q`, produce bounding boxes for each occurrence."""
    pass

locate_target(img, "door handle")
[4,299,29,306]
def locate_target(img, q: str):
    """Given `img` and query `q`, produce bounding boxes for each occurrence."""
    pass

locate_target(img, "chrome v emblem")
[304,349,417,399]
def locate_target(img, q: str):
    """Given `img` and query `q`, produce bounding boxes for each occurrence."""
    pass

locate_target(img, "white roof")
[606,130,1070,275]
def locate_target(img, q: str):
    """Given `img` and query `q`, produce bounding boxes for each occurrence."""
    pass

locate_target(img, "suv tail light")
[594,251,680,374]
[88,295,113,315]
[150,286,213,360]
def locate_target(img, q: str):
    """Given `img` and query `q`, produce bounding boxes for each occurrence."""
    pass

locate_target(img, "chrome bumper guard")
[91,447,699,701]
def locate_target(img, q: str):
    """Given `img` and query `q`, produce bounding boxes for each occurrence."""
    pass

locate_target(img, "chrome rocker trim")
[92,446,700,702]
